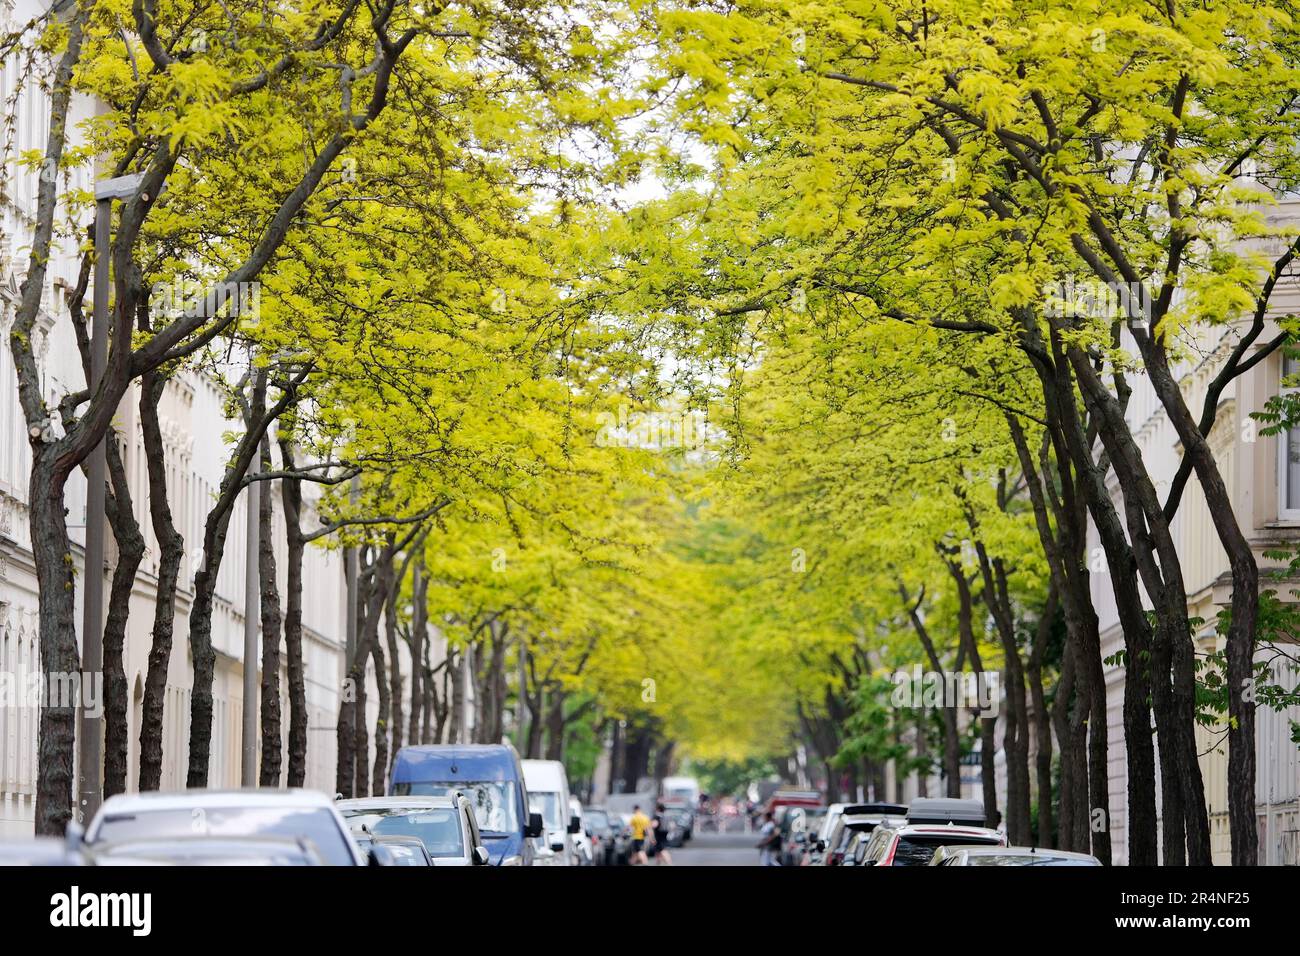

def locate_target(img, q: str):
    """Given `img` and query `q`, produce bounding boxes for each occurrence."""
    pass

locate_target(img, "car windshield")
[584,810,610,830]
[341,807,465,858]
[92,807,355,866]
[530,792,565,830]
[895,835,1000,866]
[393,781,518,834]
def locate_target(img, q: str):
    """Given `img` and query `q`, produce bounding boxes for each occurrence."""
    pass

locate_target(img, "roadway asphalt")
[666,829,760,866]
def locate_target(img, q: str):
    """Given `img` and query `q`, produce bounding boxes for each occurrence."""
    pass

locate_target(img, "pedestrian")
[757,810,781,866]
[651,802,673,865]
[629,804,651,865]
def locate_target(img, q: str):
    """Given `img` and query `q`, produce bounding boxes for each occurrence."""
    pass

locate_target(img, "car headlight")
[500,855,524,866]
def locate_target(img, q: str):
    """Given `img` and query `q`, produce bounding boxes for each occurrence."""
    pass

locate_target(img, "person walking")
[629,804,651,865]
[757,810,781,866]
[651,803,673,866]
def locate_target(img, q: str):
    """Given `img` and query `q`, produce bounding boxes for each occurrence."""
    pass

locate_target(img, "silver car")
[336,794,490,866]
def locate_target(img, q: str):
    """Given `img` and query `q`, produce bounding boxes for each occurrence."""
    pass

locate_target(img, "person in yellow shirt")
[629,805,651,864]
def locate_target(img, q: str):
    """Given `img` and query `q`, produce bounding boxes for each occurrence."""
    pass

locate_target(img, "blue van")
[389,744,542,865]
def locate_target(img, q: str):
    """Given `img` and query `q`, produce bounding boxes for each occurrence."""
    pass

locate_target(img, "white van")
[521,759,581,866]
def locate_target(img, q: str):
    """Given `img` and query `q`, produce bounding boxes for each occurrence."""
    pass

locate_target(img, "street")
[672,830,758,867]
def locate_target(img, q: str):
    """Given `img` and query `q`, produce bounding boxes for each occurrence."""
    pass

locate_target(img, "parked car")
[80,789,369,865]
[858,799,1004,866]
[521,759,582,866]
[569,796,594,865]
[930,845,1102,866]
[90,836,327,866]
[336,794,491,865]
[0,836,91,866]
[664,806,692,847]
[389,744,543,865]
[583,806,629,865]
[351,834,434,866]
[662,798,696,842]
[817,803,908,866]
[765,789,824,817]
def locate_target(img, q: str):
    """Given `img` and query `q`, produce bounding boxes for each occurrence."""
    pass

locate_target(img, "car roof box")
[905,798,986,826]
[843,803,908,816]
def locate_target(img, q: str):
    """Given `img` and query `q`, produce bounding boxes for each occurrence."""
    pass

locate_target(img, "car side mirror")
[550,838,565,852]
[527,811,544,839]
[567,814,582,834]
[368,845,397,867]
[474,846,490,866]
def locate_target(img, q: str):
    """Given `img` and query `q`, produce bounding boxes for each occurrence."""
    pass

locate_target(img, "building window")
[1280,354,1300,519]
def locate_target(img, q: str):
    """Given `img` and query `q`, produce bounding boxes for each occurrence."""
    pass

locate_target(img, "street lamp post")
[78,173,143,825]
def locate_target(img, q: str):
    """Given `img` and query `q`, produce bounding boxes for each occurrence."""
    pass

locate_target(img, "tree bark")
[100,437,144,798]
[257,433,283,786]
[277,435,308,787]
[138,371,185,791]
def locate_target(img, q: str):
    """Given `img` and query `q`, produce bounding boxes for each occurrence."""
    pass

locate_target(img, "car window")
[93,807,355,866]
[893,835,999,866]
[861,828,893,864]
[393,781,519,833]
[362,808,466,858]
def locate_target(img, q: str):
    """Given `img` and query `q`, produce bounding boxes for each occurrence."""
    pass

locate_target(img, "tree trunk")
[545,688,565,761]
[371,639,390,797]
[1027,584,1058,849]
[101,437,144,798]
[277,435,308,787]
[385,568,404,762]
[950,563,999,827]
[257,433,283,787]
[407,559,427,749]
[1067,345,1209,864]
[138,371,185,792]
[30,453,79,834]
[1134,323,1257,867]
[187,371,268,787]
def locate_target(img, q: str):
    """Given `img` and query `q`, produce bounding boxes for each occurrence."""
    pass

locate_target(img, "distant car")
[81,789,369,865]
[818,803,908,866]
[90,836,326,866]
[336,794,491,866]
[0,836,90,866]
[661,797,696,841]
[766,790,823,816]
[664,807,692,847]
[930,845,1102,866]
[581,807,621,865]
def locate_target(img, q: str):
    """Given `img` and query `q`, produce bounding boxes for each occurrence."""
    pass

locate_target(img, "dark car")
[352,834,434,866]
[388,743,543,866]
[582,807,626,865]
